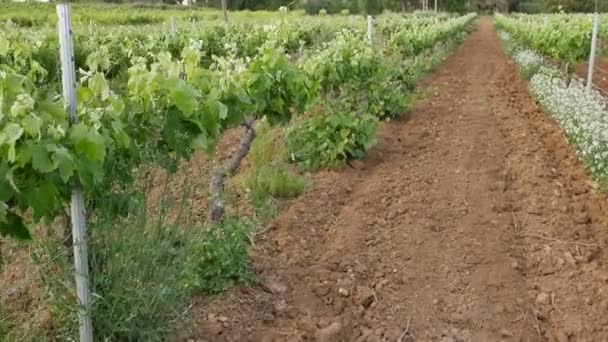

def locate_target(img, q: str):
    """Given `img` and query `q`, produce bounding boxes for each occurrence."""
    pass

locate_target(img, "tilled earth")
[184,18,608,342]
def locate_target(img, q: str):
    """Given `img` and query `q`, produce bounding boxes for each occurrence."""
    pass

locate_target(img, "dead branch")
[397,319,415,342]
[522,233,599,248]
[210,118,256,223]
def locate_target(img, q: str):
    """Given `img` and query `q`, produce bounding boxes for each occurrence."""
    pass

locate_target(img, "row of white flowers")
[498,29,608,184]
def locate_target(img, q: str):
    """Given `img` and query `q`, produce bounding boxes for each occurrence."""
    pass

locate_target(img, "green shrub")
[244,165,308,209]
[36,218,198,341]
[286,104,379,170]
[21,179,256,341]
[249,120,281,169]
[244,120,308,219]
[363,0,383,15]
[182,218,256,295]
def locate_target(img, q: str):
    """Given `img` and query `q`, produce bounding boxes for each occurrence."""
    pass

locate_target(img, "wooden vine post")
[57,5,94,342]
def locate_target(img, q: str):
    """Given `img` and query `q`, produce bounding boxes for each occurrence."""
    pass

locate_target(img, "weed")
[286,102,379,171]
[243,120,309,219]
[1,170,256,341]
[181,218,256,295]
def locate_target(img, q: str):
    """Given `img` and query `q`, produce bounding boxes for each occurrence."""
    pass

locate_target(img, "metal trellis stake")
[170,16,177,35]
[587,12,600,94]
[57,4,94,342]
[367,15,373,44]
[222,0,229,23]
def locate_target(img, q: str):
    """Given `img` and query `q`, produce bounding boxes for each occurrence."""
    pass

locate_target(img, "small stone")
[273,299,287,313]
[334,298,347,314]
[202,320,224,335]
[573,212,591,224]
[314,321,343,342]
[432,298,439,305]
[296,318,317,334]
[249,330,278,342]
[564,251,577,265]
[262,313,275,323]
[554,330,569,342]
[217,316,229,322]
[499,328,513,337]
[357,286,375,308]
[349,160,366,170]
[286,307,299,319]
[535,292,550,305]
[511,261,519,270]
[263,277,288,294]
[338,288,350,297]
[312,283,331,297]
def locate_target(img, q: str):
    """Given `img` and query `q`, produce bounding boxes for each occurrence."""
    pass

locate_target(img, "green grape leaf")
[0,210,31,240]
[18,141,55,173]
[218,102,228,120]
[0,162,17,201]
[0,123,24,163]
[49,145,76,183]
[22,115,42,138]
[31,143,54,174]
[89,73,110,101]
[75,157,104,189]
[169,81,198,116]
[22,180,60,222]
[69,124,106,162]
[110,121,130,148]
[4,73,26,95]
[0,202,6,223]
[0,36,8,57]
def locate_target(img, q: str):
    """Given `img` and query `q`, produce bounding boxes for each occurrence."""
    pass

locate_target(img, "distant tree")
[363,0,383,14]
[543,0,594,12]
[445,0,467,13]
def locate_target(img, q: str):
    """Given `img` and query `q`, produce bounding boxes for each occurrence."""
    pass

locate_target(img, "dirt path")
[187,18,608,342]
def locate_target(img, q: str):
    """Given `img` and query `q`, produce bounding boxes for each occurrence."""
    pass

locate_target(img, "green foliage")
[363,0,384,14]
[182,218,256,294]
[36,212,194,340]
[495,13,592,64]
[286,103,379,170]
[446,0,468,13]
[301,0,357,14]
[13,180,255,341]
[244,121,308,218]
[244,164,309,218]
[248,121,281,170]
[543,0,594,13]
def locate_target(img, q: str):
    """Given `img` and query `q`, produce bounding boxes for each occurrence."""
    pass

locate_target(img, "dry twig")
[523,233,599,247]
[397,319,416,342]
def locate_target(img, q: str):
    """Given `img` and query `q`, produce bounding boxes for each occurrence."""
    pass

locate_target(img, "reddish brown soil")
[185,18,608,342]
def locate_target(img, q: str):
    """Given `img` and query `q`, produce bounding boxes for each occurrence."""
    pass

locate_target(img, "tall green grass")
[1,167,255,341]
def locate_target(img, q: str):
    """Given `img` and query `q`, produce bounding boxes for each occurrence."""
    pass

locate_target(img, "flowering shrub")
[530,71,608,184]
[498,29,608,186]
[514,49,544,80]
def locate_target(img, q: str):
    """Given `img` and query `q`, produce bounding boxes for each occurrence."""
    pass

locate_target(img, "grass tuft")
[242,120,309,219]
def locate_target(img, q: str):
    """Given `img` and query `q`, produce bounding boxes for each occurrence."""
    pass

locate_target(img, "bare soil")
[184,18,608,342]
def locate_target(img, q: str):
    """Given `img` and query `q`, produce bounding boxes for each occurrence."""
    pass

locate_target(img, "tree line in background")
[2,0,606,16]
[198,0,608,14]
[209,0,608,14]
